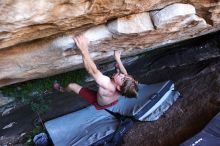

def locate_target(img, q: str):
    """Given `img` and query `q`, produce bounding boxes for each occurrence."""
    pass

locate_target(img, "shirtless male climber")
[54,34,139,110]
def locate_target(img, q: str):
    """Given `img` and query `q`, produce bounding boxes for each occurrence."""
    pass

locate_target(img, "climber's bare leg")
[66,83,82,94]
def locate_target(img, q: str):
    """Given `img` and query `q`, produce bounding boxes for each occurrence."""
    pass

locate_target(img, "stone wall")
[0,0,219,87]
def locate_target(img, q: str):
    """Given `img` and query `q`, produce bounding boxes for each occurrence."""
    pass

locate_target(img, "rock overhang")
[0,1,219,87]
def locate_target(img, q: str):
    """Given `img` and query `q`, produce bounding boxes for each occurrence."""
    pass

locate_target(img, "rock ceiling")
[0,0,219,87]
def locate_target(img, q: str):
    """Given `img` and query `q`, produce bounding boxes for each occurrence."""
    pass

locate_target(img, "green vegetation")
[26,124,45,145]
[0,69,86,113]
[0,69,86,145]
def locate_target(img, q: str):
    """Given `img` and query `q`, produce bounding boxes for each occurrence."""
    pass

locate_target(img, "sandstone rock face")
[150,3,196,28]
[150,3,208,32]
[210,4,220,25]
[83,25,113,43]
[0,0,219,87]
[107,12,154,34]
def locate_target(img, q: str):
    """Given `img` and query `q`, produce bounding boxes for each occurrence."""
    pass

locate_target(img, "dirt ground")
[0,32,219,146]
[122,32,220,146]
[123,58,220,146]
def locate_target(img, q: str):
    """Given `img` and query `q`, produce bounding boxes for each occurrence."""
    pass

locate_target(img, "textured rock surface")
[0,94,14,107]
[0,0,219,87]
[150,3,196,28]
[107,12,154,34]
[210,4,220,25]
[83,25,112,43]
[0,32,220,145]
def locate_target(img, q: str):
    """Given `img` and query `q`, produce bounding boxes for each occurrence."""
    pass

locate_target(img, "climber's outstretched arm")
[74,35,114,90]
[114,50,128,75]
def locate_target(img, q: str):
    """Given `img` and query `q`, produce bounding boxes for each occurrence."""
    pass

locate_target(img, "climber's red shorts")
[79,87,118,110]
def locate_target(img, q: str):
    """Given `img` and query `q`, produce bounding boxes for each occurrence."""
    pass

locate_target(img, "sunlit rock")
[0,0,219,49]
[83,25,113,43]
[107,12,154,34]
[52,25,112,53]
[52,36,76,52]
[0,1,219,88]
[0,0,163,49]
[150,3,197,29]
[0,0,89,49]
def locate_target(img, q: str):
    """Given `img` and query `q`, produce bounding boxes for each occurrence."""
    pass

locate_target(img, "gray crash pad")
[181,112,220,146]
[107,80,180,121]
[45,80,180,146]
[45,106,119,146]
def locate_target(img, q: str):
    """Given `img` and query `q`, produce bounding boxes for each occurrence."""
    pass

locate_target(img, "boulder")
[107,12,154,34]
[0,1,219,87]
[150,3,197,29]
[83,25,113,43]
[149,3,211,34]
[0,0,178,49]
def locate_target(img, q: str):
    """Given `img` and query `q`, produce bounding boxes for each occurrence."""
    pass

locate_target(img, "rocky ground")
[0,31,220,146]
